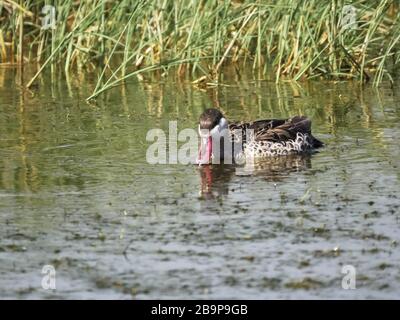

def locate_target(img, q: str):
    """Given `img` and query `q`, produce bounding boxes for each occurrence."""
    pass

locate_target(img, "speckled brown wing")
[254,116,311,142]
[257,116,324,148]
[228,119,286,144]
[229,116,323,148]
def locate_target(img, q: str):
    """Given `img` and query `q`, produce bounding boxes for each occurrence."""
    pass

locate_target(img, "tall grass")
[0,0,399,99]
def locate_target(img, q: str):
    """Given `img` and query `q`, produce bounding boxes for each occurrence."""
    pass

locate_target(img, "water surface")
[0,68,399,299]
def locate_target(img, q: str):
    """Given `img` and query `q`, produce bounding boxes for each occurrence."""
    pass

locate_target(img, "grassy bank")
[0,0,399,99]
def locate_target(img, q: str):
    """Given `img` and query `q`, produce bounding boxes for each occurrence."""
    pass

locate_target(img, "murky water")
[1,67,399,299]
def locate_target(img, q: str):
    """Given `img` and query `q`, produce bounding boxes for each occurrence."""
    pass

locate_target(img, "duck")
[196,108,323,165]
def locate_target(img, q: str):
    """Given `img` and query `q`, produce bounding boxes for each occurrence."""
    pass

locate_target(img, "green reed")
[0,0,399,99]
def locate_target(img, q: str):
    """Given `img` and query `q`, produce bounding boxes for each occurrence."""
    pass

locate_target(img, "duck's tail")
[310,135,324,148]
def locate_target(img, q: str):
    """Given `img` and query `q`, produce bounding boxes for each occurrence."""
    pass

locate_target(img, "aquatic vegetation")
[285,277,324,290]
[0,0,399,98]
[1,68,400,298]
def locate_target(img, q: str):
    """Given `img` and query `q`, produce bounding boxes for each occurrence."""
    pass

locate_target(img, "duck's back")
[229,116,323,157]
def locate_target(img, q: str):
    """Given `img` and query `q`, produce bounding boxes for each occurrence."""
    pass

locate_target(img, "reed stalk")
[0,0,397,98]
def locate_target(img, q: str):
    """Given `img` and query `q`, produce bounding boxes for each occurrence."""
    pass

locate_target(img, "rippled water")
[0,67,399,299]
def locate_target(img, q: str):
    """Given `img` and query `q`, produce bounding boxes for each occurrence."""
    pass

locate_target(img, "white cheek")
[219,117,228,130]
[210,117,228,137]
[210,125,220,137]
[199,126,210,138]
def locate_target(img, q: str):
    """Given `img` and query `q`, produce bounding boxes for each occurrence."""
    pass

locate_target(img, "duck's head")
[196,108,228,165]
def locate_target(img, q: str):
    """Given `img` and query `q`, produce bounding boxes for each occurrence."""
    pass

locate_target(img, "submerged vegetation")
[0,0,399,99]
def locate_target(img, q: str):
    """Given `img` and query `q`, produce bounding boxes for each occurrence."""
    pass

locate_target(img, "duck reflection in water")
[198,154,312,199]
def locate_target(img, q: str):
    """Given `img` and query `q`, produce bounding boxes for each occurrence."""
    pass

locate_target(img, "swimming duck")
[196,108,323,165]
